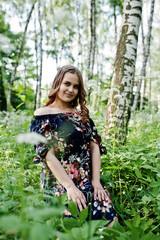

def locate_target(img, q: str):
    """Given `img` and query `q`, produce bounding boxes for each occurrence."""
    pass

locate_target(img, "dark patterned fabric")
[30,112,117,222]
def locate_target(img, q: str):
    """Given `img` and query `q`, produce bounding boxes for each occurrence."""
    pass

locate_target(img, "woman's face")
[56,72,80,104]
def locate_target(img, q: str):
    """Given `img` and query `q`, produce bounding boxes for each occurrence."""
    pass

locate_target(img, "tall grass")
[0,110,159,239]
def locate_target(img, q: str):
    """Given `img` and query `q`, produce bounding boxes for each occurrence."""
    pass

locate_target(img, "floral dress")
[30,111,117,223]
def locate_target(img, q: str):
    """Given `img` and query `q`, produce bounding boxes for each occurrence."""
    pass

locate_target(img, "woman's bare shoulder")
[34,107,51,116]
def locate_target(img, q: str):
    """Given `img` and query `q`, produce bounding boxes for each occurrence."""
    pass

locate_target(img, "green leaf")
[63,218,80,230]
[59,192,67,204]
[80,220,107,239]
[142,195,153,203]
[0,215,21,234]
[150,181,160,188]
[135,169,142,178]
[24,186,34,193]
[29,223,54,240]
[16,102,24,109]
[102,228,121,238]
[78,207,88,224]
[24,206,64,222]
[68,202,78,218]
[132,214,141,228]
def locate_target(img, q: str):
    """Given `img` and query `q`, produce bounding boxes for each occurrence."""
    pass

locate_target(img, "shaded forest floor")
[0,110,160,239]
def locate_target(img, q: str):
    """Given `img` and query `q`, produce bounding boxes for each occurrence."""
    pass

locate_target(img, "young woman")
[30,65,117,227]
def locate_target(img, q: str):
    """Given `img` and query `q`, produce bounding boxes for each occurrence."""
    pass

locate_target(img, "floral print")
[30,111,117,222]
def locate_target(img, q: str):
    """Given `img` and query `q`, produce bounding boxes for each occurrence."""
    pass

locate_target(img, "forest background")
[0,0,160,239]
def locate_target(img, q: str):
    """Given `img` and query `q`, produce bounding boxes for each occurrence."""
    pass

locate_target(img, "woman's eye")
[65,82,70,86]
[74,85,79,89]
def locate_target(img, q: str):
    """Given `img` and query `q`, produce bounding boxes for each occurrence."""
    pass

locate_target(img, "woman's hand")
[92,180,108,201]
[66,185,87,211]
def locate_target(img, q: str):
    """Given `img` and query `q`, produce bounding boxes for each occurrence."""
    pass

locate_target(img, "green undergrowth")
[0,110,160,239]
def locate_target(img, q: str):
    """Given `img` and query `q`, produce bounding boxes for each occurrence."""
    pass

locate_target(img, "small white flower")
[16,132,48,144]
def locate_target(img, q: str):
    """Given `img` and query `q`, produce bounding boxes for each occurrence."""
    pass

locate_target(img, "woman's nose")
[68,85,73,92]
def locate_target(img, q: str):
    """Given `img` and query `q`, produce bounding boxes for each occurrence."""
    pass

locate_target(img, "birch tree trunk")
[113,5,117,45]
[36,0,43,108]
[140,0,155,110]
[132,0,155,111]
[34,10,39,110]
[87,0,96,100]
[50,0,58,68]
[106,0,142,143]
[132,20,145,111]
[7,0,36,111]
[91,0,96,76]
[75,0,82,68]
[87,0,96,78]
[87,0,93,82]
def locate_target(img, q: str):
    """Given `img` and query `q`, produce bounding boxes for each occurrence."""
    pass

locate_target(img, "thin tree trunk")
[0,53,7,111]
[37,0,43,108]
[106,0,142,144]
[132,0,155,111]
[75,0,82,68]
[140,0,155,109]
[87,0,96,101]
[91,0,96,75]
[0,66,7,111]
[113,5,117,45]
[148,57,151,109]
[132,19,145,111]
[23,53,27,108]
[50,0,58,68]
[148,76,152,109]
[87,0,93,83]
[34,9,39,110]
[7,0,36,111]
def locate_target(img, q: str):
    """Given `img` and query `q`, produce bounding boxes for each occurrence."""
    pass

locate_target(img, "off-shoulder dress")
[30,111,117,222]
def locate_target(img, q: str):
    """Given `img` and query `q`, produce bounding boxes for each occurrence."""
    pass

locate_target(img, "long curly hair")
[45,65,89,123]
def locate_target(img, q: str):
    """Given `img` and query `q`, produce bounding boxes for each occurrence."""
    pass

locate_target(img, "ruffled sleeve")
[89,118,107,155]
[30,116,53,163]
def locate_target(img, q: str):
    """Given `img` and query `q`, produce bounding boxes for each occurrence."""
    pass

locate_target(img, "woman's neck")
[49,101,75,112]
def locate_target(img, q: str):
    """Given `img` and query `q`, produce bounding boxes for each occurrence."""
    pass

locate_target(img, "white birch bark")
[36,0,43,109]
[106,0,142,143]
[113,5,117,45]
[75,0,82,68]
[132,0,155,111]
[87,0,96,100]
[87,0,93,82]
[34,10,39,110]
[91,0,96,76]
[140,0,155,110]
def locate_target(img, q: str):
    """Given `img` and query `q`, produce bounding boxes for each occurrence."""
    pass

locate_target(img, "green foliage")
[0,110,160,239]
[90,110,160,236]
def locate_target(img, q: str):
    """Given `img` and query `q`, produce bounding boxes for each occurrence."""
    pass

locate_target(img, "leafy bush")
[0,110,159,239]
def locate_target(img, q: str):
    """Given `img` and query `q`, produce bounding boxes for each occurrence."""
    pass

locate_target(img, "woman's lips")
[65,93,73,97]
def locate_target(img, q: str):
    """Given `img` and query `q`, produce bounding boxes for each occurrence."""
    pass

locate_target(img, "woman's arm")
[46,148,87,211]
[90,141,109,201]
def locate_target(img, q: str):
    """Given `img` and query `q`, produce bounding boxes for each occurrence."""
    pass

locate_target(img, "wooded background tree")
[106,0,142,143]
[1,0,160,142]
[132,0,155,111]
[1,1,160,237]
